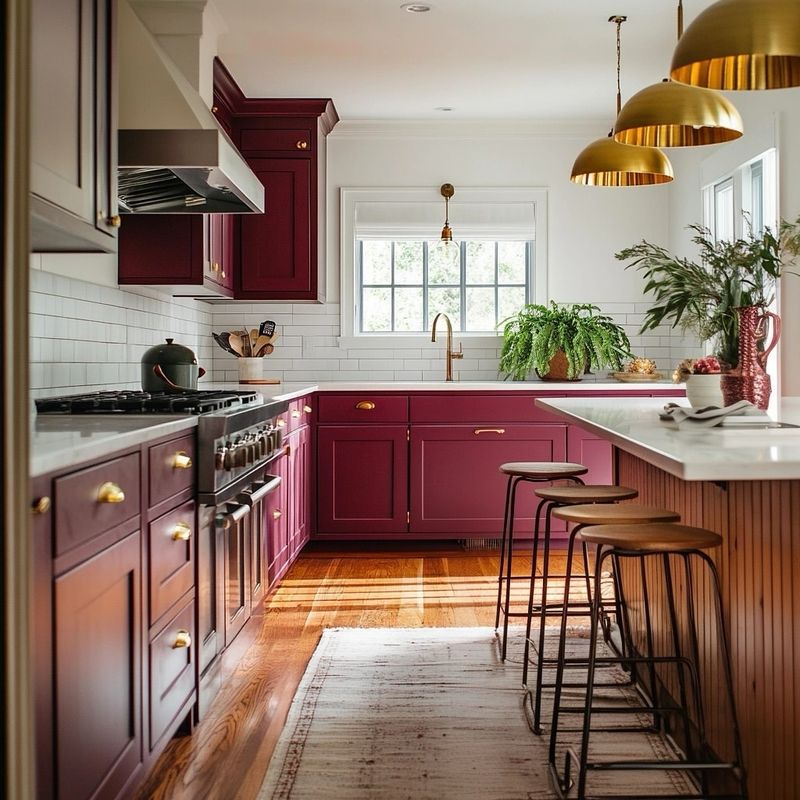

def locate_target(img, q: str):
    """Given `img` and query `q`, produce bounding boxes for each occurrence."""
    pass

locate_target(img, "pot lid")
[142,338,198,366]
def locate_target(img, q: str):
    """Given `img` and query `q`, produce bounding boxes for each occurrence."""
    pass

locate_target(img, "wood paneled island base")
[616,449,800,800]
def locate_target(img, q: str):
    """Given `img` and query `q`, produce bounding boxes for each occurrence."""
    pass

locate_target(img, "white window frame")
[339,187,548,348]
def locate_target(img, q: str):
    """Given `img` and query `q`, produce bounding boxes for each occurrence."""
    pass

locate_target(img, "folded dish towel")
[660,400,767,428]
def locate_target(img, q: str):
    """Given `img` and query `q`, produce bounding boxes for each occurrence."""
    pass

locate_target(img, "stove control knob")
[236,445,248,468]
[215,449,226,471]
[223,447,236,471]
[247,442,257,464]
[257,435,267,457]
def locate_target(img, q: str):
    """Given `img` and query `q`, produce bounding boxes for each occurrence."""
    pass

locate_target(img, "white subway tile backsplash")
[30,271,696,395]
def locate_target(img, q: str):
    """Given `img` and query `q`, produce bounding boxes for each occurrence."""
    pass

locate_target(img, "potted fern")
[498,302,632,381]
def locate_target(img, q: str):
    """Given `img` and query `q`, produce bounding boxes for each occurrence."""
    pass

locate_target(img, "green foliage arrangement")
[498,302,632,381]
[616,216,800,368]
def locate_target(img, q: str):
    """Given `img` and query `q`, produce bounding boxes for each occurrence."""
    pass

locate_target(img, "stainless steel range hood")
[117,0,264,214]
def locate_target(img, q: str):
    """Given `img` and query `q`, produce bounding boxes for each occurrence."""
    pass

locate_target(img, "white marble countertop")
[536,396,800,481]
[30,415,198,478]
[203,380,683,403]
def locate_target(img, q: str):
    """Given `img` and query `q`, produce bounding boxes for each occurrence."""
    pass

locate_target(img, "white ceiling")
[215,0,719,122]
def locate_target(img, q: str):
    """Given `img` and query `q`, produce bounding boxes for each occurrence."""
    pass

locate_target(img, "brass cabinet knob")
[284,445,292,457]
[296,140,309,150]
[220,269,226,279]
[355,400,376,410]
[277,418,286,428]
[303,404,312,414]
[107,215,122,228]
[173,451,192,469]
[97,482,125,504]
[212,105,219,113]
[272,509,282,520]
[32,496,51,515]
[171,522,192,541]
[210,262,220,273]
[172,630,192,649]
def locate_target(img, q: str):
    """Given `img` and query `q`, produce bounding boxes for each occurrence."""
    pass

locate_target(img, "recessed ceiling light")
[401,3,432,12]
[435,106,454,112]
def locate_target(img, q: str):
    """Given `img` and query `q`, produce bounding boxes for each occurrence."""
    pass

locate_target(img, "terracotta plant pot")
[537,350,581,382]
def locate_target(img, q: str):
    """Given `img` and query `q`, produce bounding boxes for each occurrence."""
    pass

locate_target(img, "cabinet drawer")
[150,598,195,749]
[148,434,195,508]
[317,394,409,423]
[240,128,313,153]
[54,453,140,556]
[410,394,566,423]
[149,501,195,624]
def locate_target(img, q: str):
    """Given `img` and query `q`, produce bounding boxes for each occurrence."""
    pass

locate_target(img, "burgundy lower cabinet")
[316,424,410,535]
[54,530,143,800]
[287,423,311,560]
[266,452,290,585]
[566,424,613,485]
[33,431,198,800]
[409,424,568,536]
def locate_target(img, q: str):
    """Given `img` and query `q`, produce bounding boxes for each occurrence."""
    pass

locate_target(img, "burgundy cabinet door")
[208,213,235,291]
[54,531,142,800]
[409,424,568,536]
[316,425,409,535]
[289,424,310,556]
[567,424,613,486]
[266,455,289,585]
[236,158,315,300]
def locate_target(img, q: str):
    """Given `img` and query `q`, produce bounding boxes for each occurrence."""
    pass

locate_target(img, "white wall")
[666,91,800,396]
[207,121,692,383]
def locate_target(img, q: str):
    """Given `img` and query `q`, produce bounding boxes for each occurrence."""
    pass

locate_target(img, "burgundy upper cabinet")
[31,0,119,253]
[118,214,234,297]
[213,59,339,301]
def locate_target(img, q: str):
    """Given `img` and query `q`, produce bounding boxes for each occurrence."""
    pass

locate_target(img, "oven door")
[216,474,282,649]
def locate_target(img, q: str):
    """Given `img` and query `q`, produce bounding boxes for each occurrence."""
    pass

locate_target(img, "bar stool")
[495,461,588,660]
[548,522,747,800]
[524,501,680,734]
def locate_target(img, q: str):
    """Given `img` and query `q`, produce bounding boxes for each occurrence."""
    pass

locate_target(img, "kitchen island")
[537,396,800,800]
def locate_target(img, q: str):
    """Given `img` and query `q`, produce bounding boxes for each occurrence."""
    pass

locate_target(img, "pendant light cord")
[609,15,627,116]
[677,0,683,40]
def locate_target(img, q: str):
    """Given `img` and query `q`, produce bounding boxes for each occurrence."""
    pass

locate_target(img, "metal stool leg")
[500,476,525,661]
[522,496,548,686]
[494,474,515,632]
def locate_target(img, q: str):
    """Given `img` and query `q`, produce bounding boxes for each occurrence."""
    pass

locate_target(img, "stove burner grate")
[35,390,261,415]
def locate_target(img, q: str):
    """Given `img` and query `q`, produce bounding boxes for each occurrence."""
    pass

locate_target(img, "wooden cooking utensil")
[253,335,271,354]
[227,332,245,357]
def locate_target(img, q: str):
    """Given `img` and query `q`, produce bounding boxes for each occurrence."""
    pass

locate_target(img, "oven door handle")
[238,474,282,507]
[215,501,251,529]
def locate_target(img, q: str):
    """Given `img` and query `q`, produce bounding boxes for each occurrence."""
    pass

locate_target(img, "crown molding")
[329,118,610,140]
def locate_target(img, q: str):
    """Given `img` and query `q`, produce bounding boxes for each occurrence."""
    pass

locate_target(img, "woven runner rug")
[257,627,694,799]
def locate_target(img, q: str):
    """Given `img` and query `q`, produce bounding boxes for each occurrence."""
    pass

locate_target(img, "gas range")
[34,389,262,415]
[35,389,289,502]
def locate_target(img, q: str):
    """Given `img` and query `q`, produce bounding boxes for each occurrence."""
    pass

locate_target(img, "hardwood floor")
[135,541,563,800]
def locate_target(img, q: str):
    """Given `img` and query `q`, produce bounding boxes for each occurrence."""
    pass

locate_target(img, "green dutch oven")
[141,338,206,393]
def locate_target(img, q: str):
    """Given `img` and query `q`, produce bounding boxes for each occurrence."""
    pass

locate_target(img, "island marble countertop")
[30,415,198,477]
[536,396,800,481]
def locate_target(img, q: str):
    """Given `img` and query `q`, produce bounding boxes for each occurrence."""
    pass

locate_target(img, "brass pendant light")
[570,16,673,187]
[613,2,743,147]
[439,183,455,242]
[670,0,800,90]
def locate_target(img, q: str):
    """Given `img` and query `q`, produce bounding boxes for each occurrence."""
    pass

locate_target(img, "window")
[340,187,548,340]
[703,148,777,242]
[358,239,530,333]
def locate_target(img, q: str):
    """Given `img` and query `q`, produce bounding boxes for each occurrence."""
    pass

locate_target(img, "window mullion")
[459,241,467,332]
[390,241,396,332]
[494,241,499,330]
[423,242,429,332]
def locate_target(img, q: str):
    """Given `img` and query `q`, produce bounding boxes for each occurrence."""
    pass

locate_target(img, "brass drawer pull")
[172,630,192,649]
[173,451,192,469]
[97,482,125,504]
[473,428,506,435]
[32,496,51,515]
[296,140,309,150]
[355,401,376,410]
[272,509,282,520]
[171,522,192,541]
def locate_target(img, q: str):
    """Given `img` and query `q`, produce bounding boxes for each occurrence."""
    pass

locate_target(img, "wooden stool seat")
[552,503,680,526]
[499,461,588,479]
[533,485,638,504]
[581,523,722,553]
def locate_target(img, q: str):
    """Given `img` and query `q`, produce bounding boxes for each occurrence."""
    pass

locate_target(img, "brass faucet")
[431,312,463,382]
